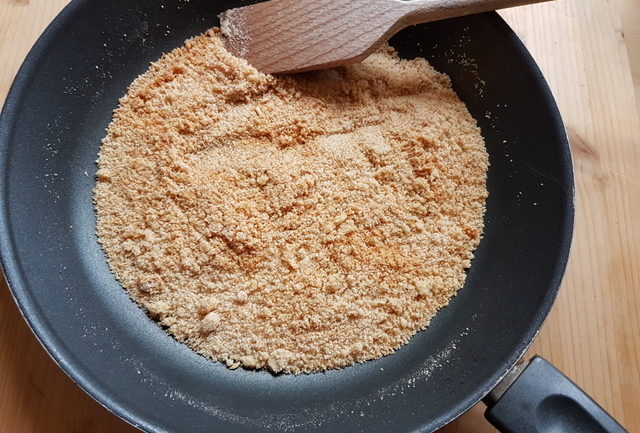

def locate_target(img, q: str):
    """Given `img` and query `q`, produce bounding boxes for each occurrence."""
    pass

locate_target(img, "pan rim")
[0,2,575,432]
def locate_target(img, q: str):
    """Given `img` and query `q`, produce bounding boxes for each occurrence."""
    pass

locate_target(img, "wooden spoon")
[219,0,551,74]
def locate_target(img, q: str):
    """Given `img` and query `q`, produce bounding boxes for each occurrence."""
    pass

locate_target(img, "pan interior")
[0,1,573,432]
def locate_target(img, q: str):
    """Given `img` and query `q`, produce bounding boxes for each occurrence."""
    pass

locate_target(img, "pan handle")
[483,356,627,433]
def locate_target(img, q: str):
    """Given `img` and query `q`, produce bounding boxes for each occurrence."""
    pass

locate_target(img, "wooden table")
[1,1,639,431]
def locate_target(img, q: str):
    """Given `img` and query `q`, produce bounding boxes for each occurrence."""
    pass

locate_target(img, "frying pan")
[0,1,626,432]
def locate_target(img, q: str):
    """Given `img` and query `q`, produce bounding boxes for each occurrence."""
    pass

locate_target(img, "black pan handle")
[483,356,627,433]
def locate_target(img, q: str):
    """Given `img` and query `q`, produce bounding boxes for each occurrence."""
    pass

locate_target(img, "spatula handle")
[399,0,552,26]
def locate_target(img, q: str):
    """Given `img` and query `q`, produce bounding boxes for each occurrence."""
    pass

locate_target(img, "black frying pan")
[0,1,626,432]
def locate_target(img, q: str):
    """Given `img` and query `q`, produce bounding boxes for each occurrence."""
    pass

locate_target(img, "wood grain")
[220,0,550,73]
[1,0,639,432]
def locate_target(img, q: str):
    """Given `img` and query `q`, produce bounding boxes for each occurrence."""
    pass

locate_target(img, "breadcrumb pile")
[94,29,488,374]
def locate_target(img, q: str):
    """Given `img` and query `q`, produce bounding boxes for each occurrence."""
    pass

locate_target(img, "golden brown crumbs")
[94,29,488,374]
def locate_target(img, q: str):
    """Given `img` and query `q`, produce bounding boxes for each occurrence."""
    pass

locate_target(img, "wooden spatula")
[219,0,550,74]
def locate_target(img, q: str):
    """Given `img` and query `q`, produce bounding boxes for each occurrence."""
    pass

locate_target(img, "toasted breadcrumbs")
[94,29,488,374]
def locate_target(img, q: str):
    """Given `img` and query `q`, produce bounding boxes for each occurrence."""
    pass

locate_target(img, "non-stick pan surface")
[0,1,573,432]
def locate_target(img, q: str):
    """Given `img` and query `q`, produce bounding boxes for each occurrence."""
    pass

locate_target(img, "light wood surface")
[1,0,639,432]
[221,0,550,73]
